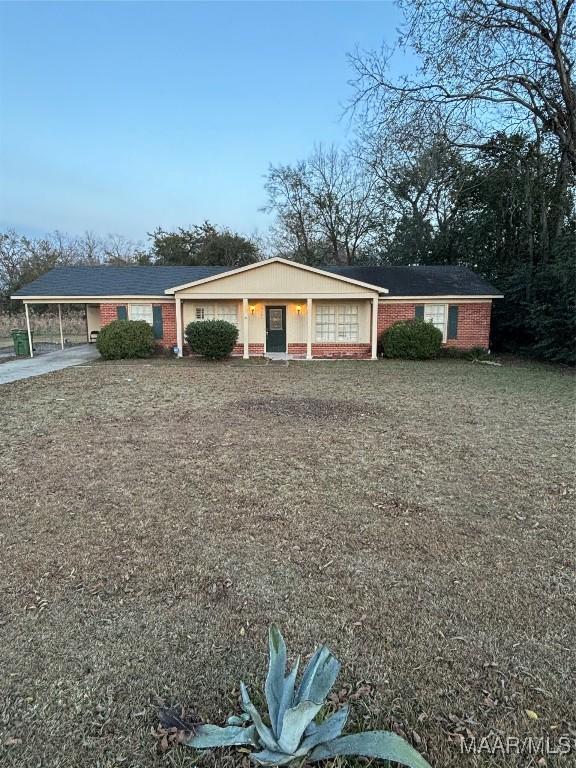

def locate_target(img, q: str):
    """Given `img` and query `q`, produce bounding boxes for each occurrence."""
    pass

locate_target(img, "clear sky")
[0,1,408,244]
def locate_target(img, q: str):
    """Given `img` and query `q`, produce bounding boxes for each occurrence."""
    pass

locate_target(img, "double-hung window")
[129,304,153,325]
[195,304,238,325]
[424,304,447,341]
[316,304,359,342]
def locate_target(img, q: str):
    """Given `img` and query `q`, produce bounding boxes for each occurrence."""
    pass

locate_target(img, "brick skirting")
[311,343,372,359]
[231,343,266,357]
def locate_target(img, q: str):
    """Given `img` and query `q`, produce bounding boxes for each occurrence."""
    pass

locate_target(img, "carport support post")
[306,298,312,359]
[24,302,34,358]
[242,298,249,359]
[371,296,378,360]
[175,296,183,357]
[58,303,64,349]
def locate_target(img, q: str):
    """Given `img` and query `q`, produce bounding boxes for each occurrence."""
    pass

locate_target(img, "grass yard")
[0,358,574,767]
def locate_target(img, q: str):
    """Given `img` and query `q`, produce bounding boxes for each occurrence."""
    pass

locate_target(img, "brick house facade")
[14,258,502,359]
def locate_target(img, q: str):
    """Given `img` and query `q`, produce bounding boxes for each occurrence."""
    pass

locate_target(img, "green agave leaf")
[184,723,257,749]
[240,681,280,752]
[265,624,287,736]
[227,713,250,726]
[250,748,300,765]
[299,705,349,751]
[306,651,340,705]
[308,731,432,768]
[277,699,323,754]
[275,657,299,735]
[294,645,324,704]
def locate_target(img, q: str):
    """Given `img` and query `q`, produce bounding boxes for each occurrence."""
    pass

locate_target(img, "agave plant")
[184,626,431,767]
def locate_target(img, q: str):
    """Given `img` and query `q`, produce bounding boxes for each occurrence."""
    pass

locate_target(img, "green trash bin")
[11,329,31,357]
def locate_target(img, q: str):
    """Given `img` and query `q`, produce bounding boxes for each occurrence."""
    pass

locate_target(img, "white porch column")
[58,303,64,349]
[371,295,379,360]
[242,298,249,359]
[306,298,313,359]
[24,302,34,358]
[175,296,183,357]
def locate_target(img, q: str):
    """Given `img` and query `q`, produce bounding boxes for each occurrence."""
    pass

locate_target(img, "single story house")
[12,257,502,359]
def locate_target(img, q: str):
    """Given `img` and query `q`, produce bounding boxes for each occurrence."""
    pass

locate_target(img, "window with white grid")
[129,304,153,325]
[316,304,359,342]
[337,304,359,341]
[195,304,238,325]
[424,304,447,340]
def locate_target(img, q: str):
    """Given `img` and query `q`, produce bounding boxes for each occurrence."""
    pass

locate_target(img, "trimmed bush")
[380,319,442,360]
[96,319,155,360]
[185,319,239,359]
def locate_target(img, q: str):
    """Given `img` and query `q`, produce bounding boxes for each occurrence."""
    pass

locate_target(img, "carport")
[17,301,100,358]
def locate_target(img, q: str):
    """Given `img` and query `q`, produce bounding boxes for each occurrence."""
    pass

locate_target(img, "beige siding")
[175,261,374,296]
[86,304,101,340]
[182,298,372,345]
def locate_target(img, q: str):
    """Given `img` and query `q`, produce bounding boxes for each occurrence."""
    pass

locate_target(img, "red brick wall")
[377,301,492,350]
[99,304,119,326]
[288,343,307,357]
[160,304,176,348]
[312,343,371,359]
[377,302,416,337]
[98,302,176,348]
[445,303,491,349]
[230,343,266,357]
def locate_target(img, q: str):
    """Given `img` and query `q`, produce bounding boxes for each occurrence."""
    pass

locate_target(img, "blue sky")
[0,1,409,244]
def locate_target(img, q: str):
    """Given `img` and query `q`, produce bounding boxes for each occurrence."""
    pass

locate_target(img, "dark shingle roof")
[325,265,501,296]
[13,262,501,299]
[12,265,231,297]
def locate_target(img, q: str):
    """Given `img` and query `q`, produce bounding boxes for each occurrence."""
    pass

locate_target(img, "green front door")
[266,306,286,353]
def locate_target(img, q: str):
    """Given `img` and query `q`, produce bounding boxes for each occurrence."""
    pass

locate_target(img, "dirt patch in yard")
[0,358,574,768]
[232,395,383,421]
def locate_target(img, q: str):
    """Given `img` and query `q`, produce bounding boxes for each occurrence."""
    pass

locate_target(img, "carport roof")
[12,262,502,299]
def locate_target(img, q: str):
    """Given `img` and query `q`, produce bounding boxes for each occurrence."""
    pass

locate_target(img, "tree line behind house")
[1,0,574,363]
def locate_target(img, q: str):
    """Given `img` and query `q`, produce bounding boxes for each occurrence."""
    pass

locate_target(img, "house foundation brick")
[311,343,371,359]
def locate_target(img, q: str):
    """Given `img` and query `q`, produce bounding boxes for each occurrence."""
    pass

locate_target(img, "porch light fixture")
[249,304,256,315]
[296,304,302,314]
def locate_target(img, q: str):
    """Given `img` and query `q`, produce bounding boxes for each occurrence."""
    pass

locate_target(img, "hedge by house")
[185,319,238,359]
[96,319,156,360]
[380,319,443,359]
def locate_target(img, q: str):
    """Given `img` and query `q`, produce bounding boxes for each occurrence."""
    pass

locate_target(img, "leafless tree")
[264,146,378,264]
[349,0,576,174]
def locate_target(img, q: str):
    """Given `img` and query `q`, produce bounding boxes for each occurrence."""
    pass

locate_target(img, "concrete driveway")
[0,344,100,385]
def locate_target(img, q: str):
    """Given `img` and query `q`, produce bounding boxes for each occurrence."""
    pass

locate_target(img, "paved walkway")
[0,344,100,385]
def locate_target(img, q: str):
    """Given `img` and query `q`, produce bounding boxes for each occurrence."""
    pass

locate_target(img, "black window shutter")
[116,305,127,320]
[447,305,459,339]
[152,305,163,339]
[415,305,424,320]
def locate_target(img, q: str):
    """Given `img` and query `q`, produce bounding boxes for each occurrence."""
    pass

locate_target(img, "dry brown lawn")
[0,357,574,768]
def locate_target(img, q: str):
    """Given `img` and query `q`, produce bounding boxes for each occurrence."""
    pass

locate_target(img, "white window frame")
[129,303,153,325]
[423,303,448,342]
[315,304,360,342]
[194,303,238,326]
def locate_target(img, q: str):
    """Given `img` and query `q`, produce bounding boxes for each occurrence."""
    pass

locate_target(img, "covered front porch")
[175,296,380,360]
[168,258,385,360]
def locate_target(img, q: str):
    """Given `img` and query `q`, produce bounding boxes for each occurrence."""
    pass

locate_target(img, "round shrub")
[185,319,239,359]
[380,319,443,360]
[96,319,155,360]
